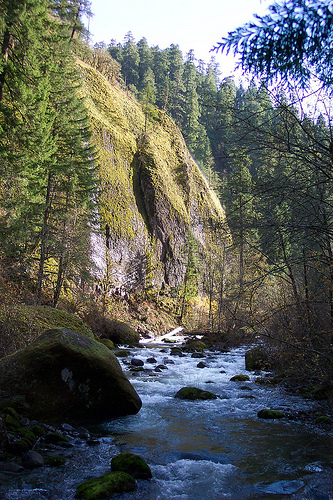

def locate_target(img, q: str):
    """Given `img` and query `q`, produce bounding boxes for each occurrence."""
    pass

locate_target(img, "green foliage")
[0,304,93,357]
[0,0,96,305]
[213,0,333,90]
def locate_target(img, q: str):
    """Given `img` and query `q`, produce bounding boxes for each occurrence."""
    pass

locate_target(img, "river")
[1,342,333,499]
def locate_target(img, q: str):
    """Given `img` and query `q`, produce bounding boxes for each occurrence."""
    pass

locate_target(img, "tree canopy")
[213,0,333,90]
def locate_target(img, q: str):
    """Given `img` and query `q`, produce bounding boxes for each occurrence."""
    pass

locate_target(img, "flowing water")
[1,343,333,499]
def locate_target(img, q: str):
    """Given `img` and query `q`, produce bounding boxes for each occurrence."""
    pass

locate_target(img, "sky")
[88,0,271,78]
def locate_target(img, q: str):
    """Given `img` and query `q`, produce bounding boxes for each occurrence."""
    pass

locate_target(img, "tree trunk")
[35,173,53,305]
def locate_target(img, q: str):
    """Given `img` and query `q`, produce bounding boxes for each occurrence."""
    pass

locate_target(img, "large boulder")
[0,328,142,422]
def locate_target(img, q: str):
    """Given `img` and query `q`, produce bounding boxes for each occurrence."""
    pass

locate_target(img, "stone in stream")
[230,374,250,382]
[111,452,152,479]
[22,451,44,469]
[130,358,144,367]
[75,471,137,499]
[146,357,157,363]
[0,328,142,422]
[197,361,207,368]
[258,409,285,419]
[174,387,217,400]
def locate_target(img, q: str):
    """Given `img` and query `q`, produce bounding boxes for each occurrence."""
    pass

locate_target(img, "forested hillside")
[1,0,333,386]
[104,33,333,368]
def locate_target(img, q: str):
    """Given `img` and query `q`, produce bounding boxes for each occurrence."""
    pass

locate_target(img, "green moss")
[20,429,37,445]
[174,386,217,400]
[98,338,115,350]
[77,58,230,279]
[75,471,137,499]
[3,413,21,432]
[230,374,250,382]
[315,415,331,424]
[30,425,45,437]
[183,340,207,352]
[114,349,131,357]
[258,409,285,419]
[47,456,66,466]
[44,432,70,445]
[111,452,152,479]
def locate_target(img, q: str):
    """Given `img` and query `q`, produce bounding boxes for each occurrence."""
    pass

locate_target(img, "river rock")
[131,358,144,367]
[174,387,217,400]
[197,361,207,368]
[75,471,137,499]
[230,374,250,382]
[22,450,44,469]
[111,452,152,479]
[258,409,285,419]
[0,328,142,422]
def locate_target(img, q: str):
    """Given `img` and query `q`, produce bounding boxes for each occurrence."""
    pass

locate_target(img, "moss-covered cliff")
[78,59,230,293]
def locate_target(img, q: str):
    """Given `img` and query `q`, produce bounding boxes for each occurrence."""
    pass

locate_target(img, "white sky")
[88,0,271,78]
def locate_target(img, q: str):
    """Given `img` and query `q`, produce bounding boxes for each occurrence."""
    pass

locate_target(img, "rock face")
[79,60,230,293]
[0,328,142,422]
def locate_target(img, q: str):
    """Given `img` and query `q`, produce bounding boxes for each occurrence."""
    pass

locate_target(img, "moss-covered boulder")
[258,409,285,419]
[174,386,217,400]
[75,471,137,499]
[230,374,250,382]
[0,328,142,422]
[183,340,207,352]
[245,347,271,371]
[111,452,152,479]
[100,319,139,346]
[97,338,115,350]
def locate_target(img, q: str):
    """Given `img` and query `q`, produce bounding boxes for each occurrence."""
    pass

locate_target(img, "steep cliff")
[79,60,230,293]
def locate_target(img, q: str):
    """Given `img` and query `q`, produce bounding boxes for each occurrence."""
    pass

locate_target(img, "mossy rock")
[99,320,139,346]
[75,471,137,499]
[258,409,285,419]
[315,415,331,424]
[183,340,207,352]
[20,429,37,446]
[0,305,94,357]
[44,432,69,445]
[111,452,152,479]
[97,338,115,350]
[245,347,271,371]
[0,327,142,422]
[230,374,250,382]
[47,456,66,466]
[174,386,217,400]
[170,347,184,357]
[114,349,131,357]
[30,425,45,437]
[3,413,22,432]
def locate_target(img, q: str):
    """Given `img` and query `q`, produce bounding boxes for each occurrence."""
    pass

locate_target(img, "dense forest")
[1,0,333,387]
